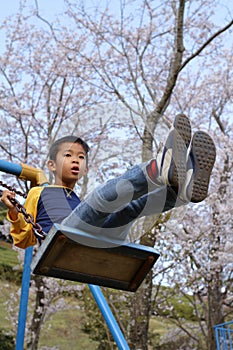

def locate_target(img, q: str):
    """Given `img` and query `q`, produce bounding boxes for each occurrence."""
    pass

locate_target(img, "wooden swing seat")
[31,224,159,292]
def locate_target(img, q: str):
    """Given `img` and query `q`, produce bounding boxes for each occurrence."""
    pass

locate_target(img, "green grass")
[0,243,98,348]
[0,241,98,348]
[38,307,98,349]
[0,279,170,350]
[0,280,19,332]
[149,317,172,335]
[0,241,18,267]
[0,241,198,349]
[0,279,98,349]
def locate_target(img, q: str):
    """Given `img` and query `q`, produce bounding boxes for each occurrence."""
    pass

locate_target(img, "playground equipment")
[215,321,233,350]
[0,159,159,349]
[31,223,159,292]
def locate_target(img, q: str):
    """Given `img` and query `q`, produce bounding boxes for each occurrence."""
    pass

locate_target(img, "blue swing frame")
[215,321,233,350]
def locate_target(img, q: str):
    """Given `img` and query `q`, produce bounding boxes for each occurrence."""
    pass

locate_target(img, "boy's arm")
[7,213,37,248]
[3,187,42,249]
[1,190,18,221]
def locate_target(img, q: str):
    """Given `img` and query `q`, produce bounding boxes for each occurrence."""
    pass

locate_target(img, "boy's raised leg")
[146,115,216,204]
[146,113,192,193]
[182,131,216,203]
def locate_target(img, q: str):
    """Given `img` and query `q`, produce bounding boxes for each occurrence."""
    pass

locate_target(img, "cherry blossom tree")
[0,0,233,349]
[53,1,233,348]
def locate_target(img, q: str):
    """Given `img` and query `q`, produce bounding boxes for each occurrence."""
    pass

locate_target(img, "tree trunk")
[207,281,224,350]
[128,270,153,349]
[26,275,45,350]
[128,215,158,349]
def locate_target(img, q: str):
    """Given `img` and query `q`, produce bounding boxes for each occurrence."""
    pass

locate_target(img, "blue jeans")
[62,163,186,242]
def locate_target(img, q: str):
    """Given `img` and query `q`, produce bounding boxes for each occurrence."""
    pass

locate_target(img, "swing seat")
[31,224,159,292]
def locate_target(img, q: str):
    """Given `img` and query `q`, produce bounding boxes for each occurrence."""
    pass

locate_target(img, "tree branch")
[180,19,233,72]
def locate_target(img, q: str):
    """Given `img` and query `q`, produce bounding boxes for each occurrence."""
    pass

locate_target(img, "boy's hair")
[49,135,90,162]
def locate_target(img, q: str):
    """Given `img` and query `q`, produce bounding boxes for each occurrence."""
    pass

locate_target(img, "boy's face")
[47,142,88,188]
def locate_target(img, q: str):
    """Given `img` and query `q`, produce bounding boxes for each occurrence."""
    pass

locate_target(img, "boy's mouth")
[71,166,79,175]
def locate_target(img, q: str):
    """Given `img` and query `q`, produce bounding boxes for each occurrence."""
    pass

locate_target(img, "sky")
[1,0,233,22]
[0,0,123,21]
[0,0,65,20]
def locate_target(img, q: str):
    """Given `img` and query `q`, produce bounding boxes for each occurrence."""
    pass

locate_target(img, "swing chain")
[0,180,27,198]
[0,180,46,240]
[9,197,46,240]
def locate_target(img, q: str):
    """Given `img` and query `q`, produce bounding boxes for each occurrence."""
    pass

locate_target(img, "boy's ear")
[47,160,56,171]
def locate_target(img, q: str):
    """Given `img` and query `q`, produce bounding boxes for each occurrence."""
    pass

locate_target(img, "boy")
[1,114,216,248]
[1,136,89,248]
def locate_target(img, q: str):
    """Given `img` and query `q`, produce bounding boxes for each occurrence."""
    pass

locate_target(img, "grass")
[0,242,99,349]
[0,240,174,349]
[38,307,98,349]
[150,317,172,335]
[0,279,99,349]
[0,241,21,332]
[0,280,19,332]
[0,278,170,350]
[0,241,18,267]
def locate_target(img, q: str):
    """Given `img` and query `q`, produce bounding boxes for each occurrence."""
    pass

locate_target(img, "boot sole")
[168,114,192,189]
[189,131,216,203]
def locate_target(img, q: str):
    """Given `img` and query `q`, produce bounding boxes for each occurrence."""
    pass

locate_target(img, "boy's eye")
[79,155,85,159]
[64,153,71,157]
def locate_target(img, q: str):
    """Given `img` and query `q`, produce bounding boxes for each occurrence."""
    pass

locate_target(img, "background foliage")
[0,0,233,349]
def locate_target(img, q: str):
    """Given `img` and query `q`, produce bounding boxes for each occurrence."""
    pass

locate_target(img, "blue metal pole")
[0,159,22,176]
[89,284,130,350]
[15,247,33,350]
[0,159,32,350]
[214,325,220,350]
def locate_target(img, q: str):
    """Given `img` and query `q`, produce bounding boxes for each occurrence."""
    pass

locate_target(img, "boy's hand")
[0,190,19,221]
